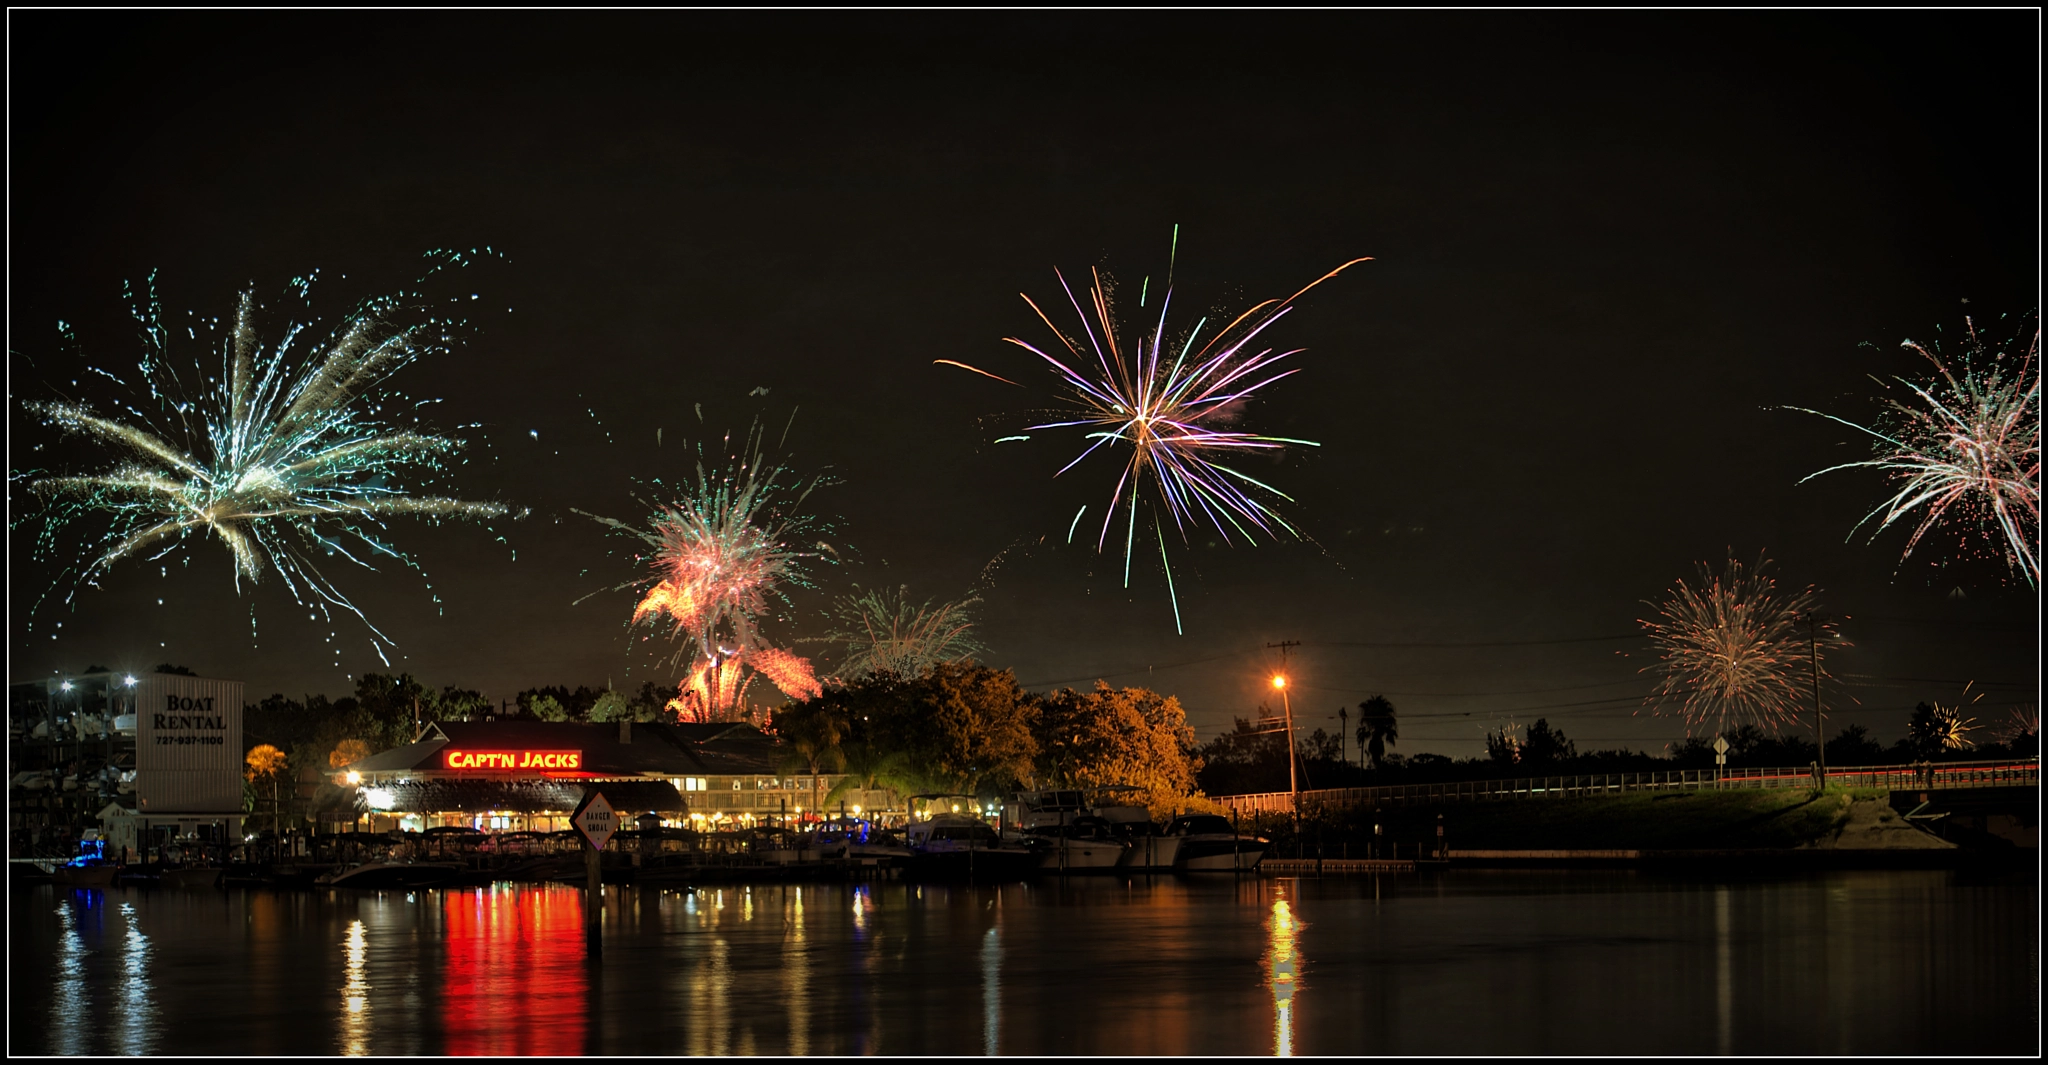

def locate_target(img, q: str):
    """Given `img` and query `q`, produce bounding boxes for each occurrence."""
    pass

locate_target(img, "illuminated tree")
[245,743,289,833]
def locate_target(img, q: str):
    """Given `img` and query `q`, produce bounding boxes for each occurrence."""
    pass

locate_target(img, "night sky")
[10,12,2038,757]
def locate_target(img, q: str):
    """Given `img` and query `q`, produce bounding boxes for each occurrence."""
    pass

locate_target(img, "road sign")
[1712,735,1730,755]
[572,790,617,852]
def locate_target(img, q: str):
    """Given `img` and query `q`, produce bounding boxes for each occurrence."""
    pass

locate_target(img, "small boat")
[51,859,118,888]
[1166,814,1269,872]
[904,813,1037,882]
[315,859,462,889]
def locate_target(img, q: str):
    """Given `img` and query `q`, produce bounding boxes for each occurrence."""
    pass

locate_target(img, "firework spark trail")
[1638,552,1847,734]
[816,584,987,679]
[1787,313,2040,585]
[941,242,1369,632]
[12,252,514,662]
[577,420,829,720]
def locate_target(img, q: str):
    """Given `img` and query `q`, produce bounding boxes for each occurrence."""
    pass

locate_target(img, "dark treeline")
[1197,699,2040,796]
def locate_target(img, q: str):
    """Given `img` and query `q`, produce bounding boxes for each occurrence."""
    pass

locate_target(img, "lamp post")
[1806,611,1826,792]
[1273,674,1297,830]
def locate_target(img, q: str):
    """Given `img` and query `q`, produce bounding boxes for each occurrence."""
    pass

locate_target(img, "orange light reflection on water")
[439,885,587,1055]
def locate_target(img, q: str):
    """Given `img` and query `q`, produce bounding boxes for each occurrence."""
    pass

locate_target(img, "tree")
[1485,725,1522,767]
[1033,683,1203,818]
[245,744,289,834]
[329,738,371,771]
[1521,719,1576,766]
[528,695,571,722]
[823,740,906,810]
[865,663,1038,797]
[1355,695,1399,770]
[1195,716,1290,795]
[771,701,847,820]
[587,689,635,722]
[153,663,197,676]
[1908,701,1977,757]
[1826,723,1883,765]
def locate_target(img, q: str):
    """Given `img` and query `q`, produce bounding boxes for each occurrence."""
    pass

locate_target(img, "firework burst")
[819,584,986,679]
[12,252,513,660]
[1788,312,2040,585]
[1638,552,1847,734]
[941,232,1369,632]
[578,420,829,720]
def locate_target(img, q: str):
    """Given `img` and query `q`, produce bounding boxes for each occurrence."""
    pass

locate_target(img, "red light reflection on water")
[439,886,587,1055]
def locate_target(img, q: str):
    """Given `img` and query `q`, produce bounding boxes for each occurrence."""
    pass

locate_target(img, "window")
[682,777,707,792]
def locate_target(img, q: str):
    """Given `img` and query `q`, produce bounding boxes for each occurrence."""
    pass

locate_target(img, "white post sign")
[574,791,617,852]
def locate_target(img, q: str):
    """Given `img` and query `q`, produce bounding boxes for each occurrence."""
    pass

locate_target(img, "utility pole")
[1268,641,1301,832]
[1806,612,1826,791]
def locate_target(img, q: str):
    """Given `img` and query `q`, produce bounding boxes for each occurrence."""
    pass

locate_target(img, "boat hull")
[1123,835,1184,872]
[1030,839,1129,873]
[1175,835,1268,871]
[51,864,117,888]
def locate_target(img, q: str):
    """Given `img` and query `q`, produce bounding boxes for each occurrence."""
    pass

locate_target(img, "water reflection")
[49,897,89,1055]
[439,885,587,1055]
[340,919,371,1056]
[981,924,1002,1056]
[1715,887,1732,1057]
[116,901,156,1055]
[787,887,810,1056]
[1266,889,1301,1057]
[10,870,2037,1056]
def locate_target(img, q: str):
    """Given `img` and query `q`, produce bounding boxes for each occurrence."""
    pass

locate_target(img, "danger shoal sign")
[441,749,582,771]
[572,791,617,852]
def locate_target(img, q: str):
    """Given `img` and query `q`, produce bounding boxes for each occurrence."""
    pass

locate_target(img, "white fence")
[1214,758,2041,815]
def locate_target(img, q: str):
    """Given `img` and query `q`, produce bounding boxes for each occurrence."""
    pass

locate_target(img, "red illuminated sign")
[442,749,583,771]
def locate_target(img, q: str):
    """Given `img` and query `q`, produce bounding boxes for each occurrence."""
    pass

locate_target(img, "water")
[9,868,2037,1055]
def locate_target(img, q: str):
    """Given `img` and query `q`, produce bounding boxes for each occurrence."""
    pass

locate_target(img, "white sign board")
[135,674,245,814]
[1712,735,1730,755]
[575,791,617,851]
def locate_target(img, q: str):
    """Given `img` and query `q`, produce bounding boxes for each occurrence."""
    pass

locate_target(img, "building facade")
[341,719,897,832]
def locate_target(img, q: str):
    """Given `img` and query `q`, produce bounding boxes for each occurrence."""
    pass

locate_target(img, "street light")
[1272,675,1298,829]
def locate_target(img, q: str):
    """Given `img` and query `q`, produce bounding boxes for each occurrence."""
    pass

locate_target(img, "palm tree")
[1355,695,1398,771]
[823,740,906,813]
[774,706,846,823]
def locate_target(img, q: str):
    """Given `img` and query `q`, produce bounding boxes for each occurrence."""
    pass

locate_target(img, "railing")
[1213,758,2041,814]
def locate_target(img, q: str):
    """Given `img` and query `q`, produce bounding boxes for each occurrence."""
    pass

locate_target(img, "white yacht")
[1165,814,1269,872]
[1023,815,1131,873]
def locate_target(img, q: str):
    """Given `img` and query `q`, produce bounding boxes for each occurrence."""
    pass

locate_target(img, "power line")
[1307,635,1640,649]
[1300,678,1643,698]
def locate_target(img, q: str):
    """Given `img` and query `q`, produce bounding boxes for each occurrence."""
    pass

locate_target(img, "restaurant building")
[340,718,897,833]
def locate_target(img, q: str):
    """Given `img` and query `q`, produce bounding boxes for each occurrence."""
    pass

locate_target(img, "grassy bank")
[1250,786,1907,852]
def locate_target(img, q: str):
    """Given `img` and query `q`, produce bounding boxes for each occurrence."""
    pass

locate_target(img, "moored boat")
[1024,815,1131,873]
[905,813,1037,882]
[1166,814,1269,872]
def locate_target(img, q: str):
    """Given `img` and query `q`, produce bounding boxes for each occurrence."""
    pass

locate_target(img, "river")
[8,867,2036,1055]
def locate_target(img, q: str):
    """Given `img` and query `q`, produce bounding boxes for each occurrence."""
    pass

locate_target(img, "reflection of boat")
[316,859,462,889]
[905,813,1036,882]
[1167,814,1269,871]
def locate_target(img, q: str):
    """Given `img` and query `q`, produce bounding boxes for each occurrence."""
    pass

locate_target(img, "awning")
[370,778,686,815]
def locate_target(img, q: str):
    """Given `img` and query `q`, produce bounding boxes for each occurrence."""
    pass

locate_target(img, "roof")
[344,719,786,777]
[372,778,687,814]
